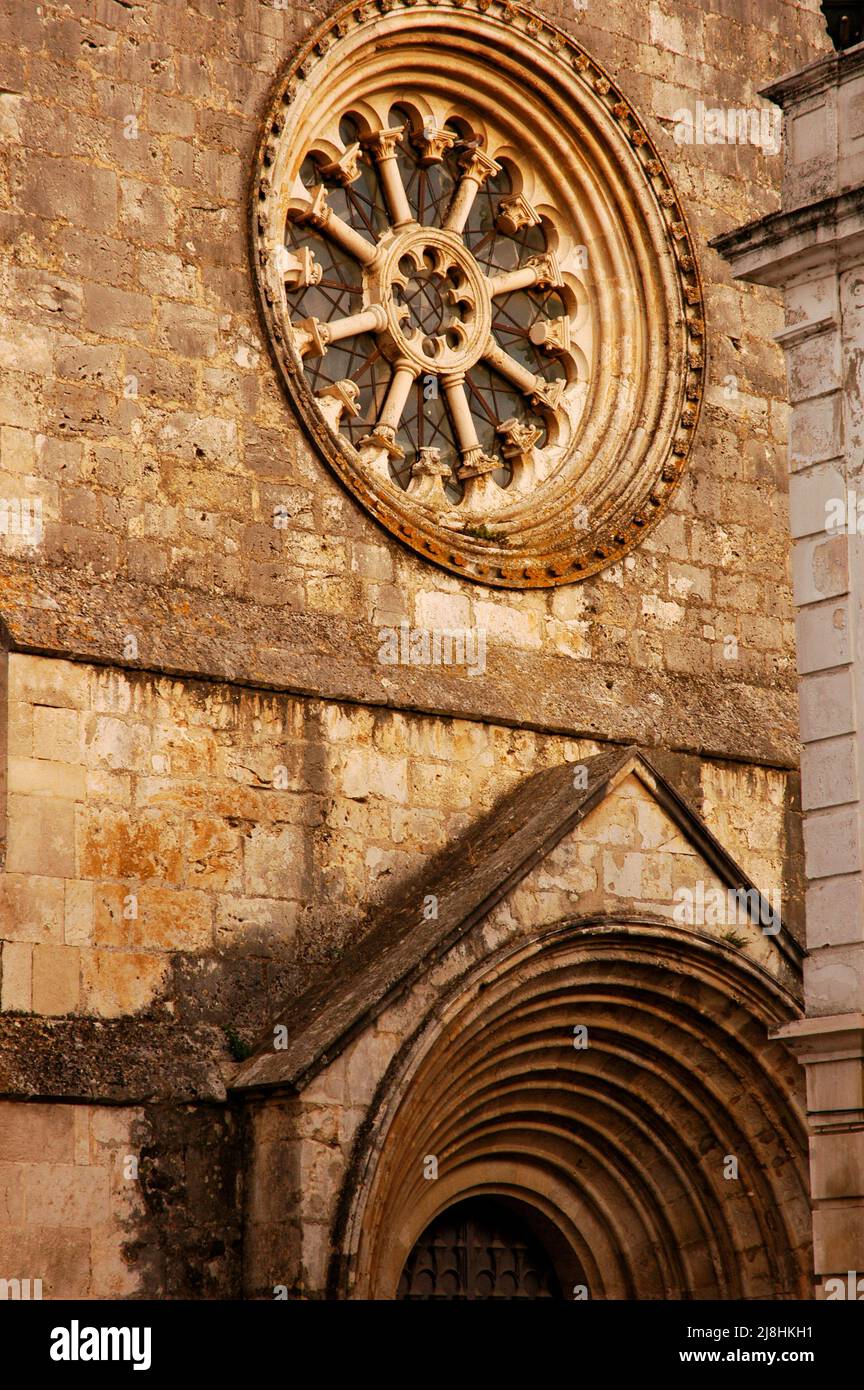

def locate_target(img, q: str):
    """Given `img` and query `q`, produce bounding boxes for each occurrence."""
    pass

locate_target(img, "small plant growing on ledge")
[224,1026,254,1062]
[720,930,748,950]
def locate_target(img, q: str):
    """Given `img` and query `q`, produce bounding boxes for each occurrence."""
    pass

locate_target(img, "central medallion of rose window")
[397,250,462,353]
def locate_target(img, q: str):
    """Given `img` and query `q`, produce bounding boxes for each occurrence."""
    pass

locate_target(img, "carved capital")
[278,245,323,289]
[294,316,330,357]
[364,126,405,162]
[496,194,541,236]
[318,143,364,185]
[531,377,566,410]
[358,423,405,459]
[294,184,332,230]
[457,446,499,479]
[317,379,361,428]
[526,252,563,290]
[408,446,452,508]
[412,125,458,165]
[528,316,571,355]
[412,446,451,477]
[498,417,542,460]
[458,146,501,186]
[497,417,541,491]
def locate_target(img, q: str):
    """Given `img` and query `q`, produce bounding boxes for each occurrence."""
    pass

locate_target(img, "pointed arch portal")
[334,923,811,1300]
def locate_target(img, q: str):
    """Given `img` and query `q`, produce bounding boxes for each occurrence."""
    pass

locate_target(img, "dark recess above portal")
[822,2,864,50]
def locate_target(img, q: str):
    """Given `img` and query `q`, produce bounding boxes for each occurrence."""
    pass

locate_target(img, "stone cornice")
[773,1014,864,1129]
[0,558,800,769]
[774,313,840,348]
[773,1012,864,1057]
[710,187,864,285]
[761,38,864,108]
[0,1016,230,1104]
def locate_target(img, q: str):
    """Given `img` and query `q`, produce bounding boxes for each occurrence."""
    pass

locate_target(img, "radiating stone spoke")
[293,185,379,266]
[443,148,501,235]
[487,253,563,299]
[481,336,553,406]
[294,304,387,358]
[358,360,418,459]
[365,127,414,228]
[442,374,502,509]
[442,375,483,460]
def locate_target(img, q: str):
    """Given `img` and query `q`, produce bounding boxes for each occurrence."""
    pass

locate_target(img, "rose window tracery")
[283,113,577,509]
[253,1,705,586]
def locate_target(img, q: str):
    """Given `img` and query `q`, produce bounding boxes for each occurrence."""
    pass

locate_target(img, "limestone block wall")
[0,1101,145,1299]
[0,0,831,1302]
[0,652,796,1032]
[714,39,864,1292]
[0,0,830,764]
[0,1091,241,1299]
[0,651,799,1298]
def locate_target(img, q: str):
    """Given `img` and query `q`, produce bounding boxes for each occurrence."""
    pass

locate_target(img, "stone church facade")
[0,0,857,1300]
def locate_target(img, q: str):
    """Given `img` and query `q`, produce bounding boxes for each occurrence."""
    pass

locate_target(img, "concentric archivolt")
[337,924,809,1300]
[253,1,706,587]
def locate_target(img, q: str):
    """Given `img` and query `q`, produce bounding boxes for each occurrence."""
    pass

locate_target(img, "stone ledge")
[773,1012,864,1058]
[0,1016,229,1103]
[762,37,864,107]
[711,187,864,285]
[0,559,799,768]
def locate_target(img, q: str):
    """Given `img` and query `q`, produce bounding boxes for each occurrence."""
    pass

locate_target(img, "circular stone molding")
[252,0,706,588]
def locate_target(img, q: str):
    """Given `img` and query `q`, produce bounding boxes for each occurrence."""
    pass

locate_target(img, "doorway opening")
[396,1196,566,1300]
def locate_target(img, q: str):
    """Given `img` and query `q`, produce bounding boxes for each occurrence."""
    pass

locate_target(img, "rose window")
[253,2,705,586]
[283,112,581,509]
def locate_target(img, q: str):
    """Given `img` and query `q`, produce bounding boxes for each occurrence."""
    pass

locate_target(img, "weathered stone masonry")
[0,0,836,1298]
[716,32,864,1297]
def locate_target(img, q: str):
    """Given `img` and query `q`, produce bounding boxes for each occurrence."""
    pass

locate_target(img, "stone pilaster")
[714,40,864,1295]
